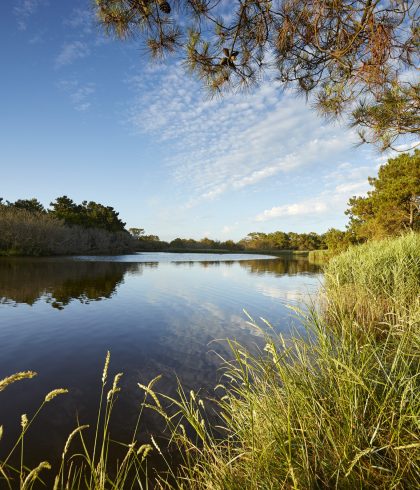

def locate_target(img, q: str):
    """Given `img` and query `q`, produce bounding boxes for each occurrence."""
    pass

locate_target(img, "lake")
[0,253,321,476]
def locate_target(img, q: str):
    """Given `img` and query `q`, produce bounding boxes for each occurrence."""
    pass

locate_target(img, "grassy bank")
[154,233,420,488]
[1,234,419,488]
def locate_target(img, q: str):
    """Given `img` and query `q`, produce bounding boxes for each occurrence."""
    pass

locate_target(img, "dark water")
[0,253,321,478]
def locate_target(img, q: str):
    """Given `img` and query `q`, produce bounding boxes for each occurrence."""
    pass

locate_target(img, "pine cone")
[158,1,171,14]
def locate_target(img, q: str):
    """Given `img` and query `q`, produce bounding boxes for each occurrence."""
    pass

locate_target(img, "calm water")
[0,253,321,475]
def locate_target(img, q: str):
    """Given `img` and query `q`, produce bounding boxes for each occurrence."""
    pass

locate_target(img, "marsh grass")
[325,233,420,327]
[0,233,419,488]
[145,234,420,488]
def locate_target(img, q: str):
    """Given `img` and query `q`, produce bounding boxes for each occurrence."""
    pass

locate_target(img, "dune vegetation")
[0,198,135,256]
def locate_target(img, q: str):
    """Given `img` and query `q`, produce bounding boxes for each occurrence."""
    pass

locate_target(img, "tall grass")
[325,232,420,326]
[147,233,420,488]
[1,234,419,488]
[0,353,156,489]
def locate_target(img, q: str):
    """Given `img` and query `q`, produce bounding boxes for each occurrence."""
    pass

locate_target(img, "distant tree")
[82,200,127,232]
[200,237,217,249]
[49,196,84,226]
[95,0,419,150]
[271,231,290,249]
[169,238,186,248]
[49,196,127,232]
[346,150,420,239]
[324,228,356,253]
[9,198,46,214]
[129,227,145,237]
[142,234,160,242]
[221,240,243,251]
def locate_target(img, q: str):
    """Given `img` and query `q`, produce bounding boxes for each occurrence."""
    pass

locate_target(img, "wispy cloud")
[64,8,94,34]
[255,179,370,222]
[57,80,95,111]
[14,0,47,30]
[127,64,357,206]
[55,41,90,68]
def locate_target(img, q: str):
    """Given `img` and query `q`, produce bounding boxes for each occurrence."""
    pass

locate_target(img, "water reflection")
[0,256,319,308]
[0,254,321,478]
[0,259,143,308]
[240,257,320,276]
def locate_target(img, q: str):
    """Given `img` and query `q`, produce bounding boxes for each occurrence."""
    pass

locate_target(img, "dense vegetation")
[130,228,326,253]
[157,233,419,489]
[0,197,135,256]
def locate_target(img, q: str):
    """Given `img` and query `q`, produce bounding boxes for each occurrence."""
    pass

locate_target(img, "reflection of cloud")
[255,284,304,303]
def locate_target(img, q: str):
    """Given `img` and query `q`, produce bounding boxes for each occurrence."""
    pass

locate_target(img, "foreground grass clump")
[147,234,419,489]
[0,353,155,489]
[154,316,419,488]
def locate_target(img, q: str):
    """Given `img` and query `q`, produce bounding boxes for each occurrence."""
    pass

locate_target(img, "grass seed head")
[0,371,37,392]
[45,388,68,402]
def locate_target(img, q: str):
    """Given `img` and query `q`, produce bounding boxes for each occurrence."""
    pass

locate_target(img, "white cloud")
[256,200,328,221]
[127,64,357,206]
[14,0,47,30]
[64,8,94,34]
[55,41,90,68]
[255,178,371,222]
[57,80,95,111]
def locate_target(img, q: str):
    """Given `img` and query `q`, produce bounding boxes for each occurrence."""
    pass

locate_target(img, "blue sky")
[0,0,396,241]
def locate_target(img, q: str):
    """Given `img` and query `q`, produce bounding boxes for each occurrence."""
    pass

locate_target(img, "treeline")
[0,196,135,256]
[130,229,326,252]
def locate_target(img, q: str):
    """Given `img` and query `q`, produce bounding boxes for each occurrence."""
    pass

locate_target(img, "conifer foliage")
[95,0,419,150]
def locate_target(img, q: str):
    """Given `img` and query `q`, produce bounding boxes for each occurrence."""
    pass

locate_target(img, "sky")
[0,0,401,241]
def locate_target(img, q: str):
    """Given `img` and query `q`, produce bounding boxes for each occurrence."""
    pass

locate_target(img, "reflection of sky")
[0,255,321,470]
[74,252,277,263]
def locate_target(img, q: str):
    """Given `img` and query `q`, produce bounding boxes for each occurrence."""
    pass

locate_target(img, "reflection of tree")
[0,259,157,308]
[240,258,321,277]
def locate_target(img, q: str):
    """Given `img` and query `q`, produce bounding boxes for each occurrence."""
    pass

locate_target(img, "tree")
[9,198,45,214]
[49,196,127,232]
[95,0,419,150]
[129,227,145,237]
[346,149,420,239]
[82,200,127,232]
[49,196,84,226]
[324,228,356,253]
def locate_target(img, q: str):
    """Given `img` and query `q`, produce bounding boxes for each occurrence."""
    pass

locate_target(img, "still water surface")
[0,253,321,471]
